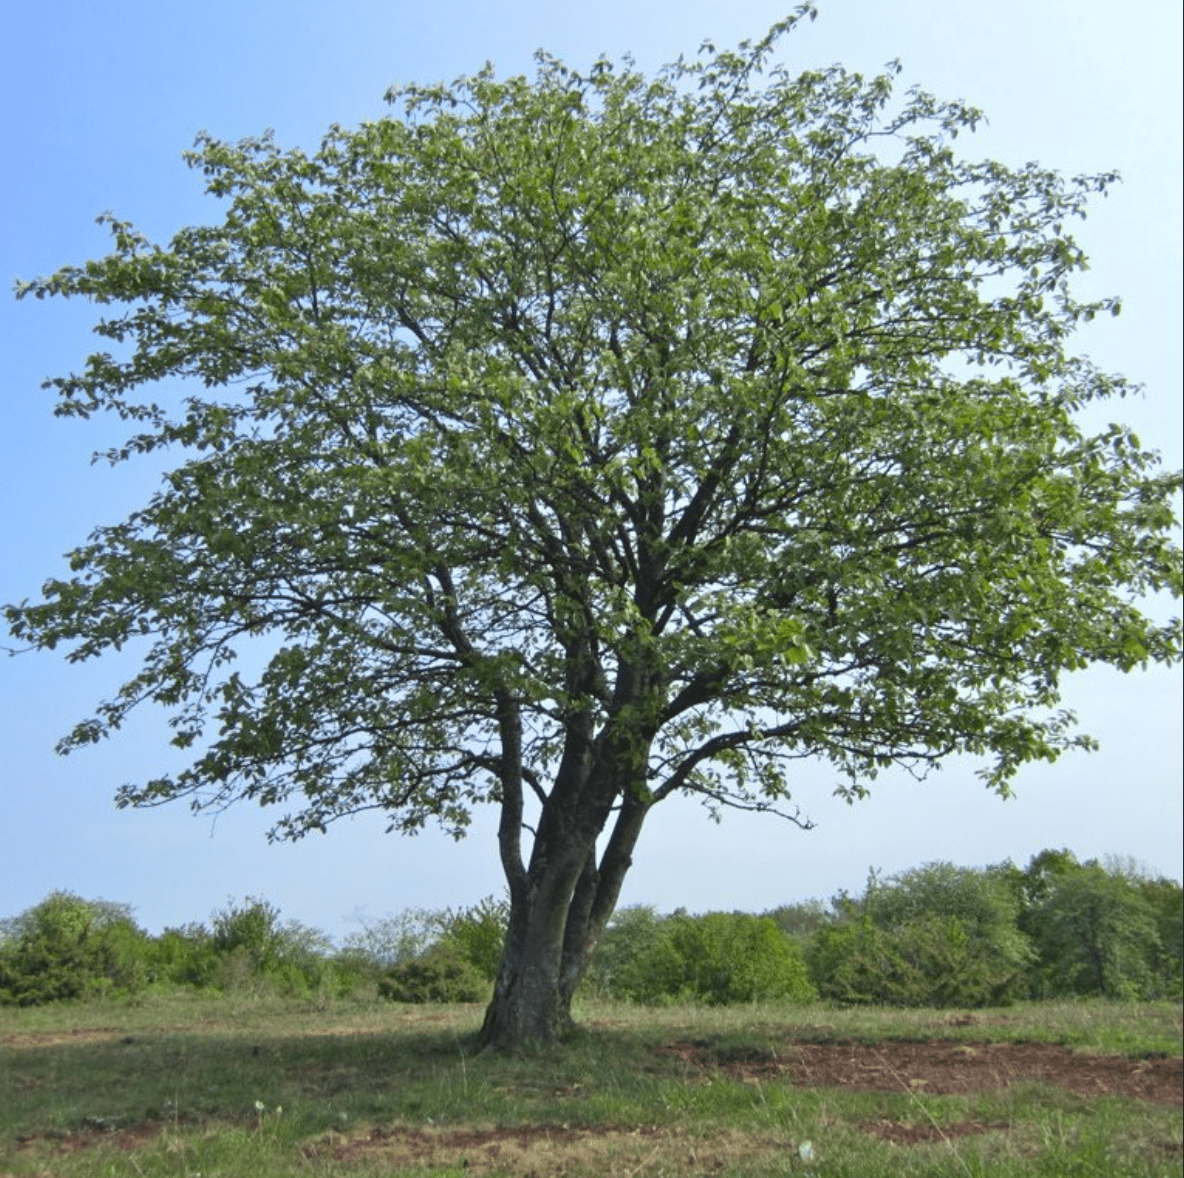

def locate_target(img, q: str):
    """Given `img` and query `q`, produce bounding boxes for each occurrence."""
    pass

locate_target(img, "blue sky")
[2,0,1180,939]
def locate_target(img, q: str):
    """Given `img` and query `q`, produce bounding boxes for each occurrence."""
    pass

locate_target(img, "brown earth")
[306,1123,773,1174]
[656,1034,1183,1106]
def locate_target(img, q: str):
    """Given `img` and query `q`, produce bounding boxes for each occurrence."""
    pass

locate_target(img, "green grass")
[1,992,1180,1176]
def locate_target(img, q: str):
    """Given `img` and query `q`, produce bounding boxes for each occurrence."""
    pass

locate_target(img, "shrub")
[865,862,1033,972]
[0,892,151,1005]
[341,907,452,968]
[207,897,343,995]
[809,912,1025,1007]
[340,897,507,997]
[807,864,1033,1007]
[583,905,673,999]
[148,923,220,988]
[608,910,816,1005]
[440,896,509,982]
[669,913,817,1005]
[377,940,489,1003]
[1138,877,1184,998]
[211,896,285,971]
[763,899,835,943]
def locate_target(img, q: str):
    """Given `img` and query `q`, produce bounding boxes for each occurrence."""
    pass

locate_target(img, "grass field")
[1,992,1180,1176]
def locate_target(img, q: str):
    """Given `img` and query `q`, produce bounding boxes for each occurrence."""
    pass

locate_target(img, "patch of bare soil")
[860,1119,1009,1146]
[305,1123,762,1175]
[11,1121,162,1159]
[657,1036,1183,1105]
[305,1035,1182,1173]
[0,1027,126,1048]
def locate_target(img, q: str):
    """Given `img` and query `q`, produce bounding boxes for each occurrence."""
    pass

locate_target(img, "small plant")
[253,1099,283,1137]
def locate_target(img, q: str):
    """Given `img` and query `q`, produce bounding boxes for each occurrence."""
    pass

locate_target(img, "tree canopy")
[8,9,1181,1045]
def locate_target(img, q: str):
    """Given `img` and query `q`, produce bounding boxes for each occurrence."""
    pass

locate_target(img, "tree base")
[477,978,578,1052]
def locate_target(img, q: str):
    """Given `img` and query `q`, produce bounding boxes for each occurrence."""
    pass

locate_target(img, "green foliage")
[0,892,151,1006]
[1020,855,1174,999]
[808,863,1033,1007]
[1137,876,1184,997]
[340,908,452,968]
[147,924,220,988]
[762,899,834,942]
[584,905,673,999]
[3,852,1178,1013]
[809,912,1026,1008]
[211,896,285,970]
[376,940,490,1004]
[866,862,1034,989]
[337,897,507,986]
[207,897,345,996]
[596,909,815,1005]
[440,895,509,982]
[336,897,507,1000]
[669,913,817,1005]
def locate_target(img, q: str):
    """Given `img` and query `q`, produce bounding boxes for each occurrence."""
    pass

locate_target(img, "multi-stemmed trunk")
[477,777,651,1051]
[475,612,666,1051]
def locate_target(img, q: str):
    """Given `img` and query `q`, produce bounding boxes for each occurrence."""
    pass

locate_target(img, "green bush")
[865,862,1033,972]
[672,913,817,1005]
[606,910,816,1005]
[148,924,220,988]
[1138,877,1184,998]
[809,912,1026,1007]
[807,864,1033,1007]
[211,896,285,971]
[440,896,509,982]
[377,940,490,1003]
[0,892,152,1006]
[206,897,344,996]
[340,907,452,968]
[764,899,835,943]
[583,905,668,999]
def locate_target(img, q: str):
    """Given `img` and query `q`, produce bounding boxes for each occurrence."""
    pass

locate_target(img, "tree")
[6,9,1181,1047]
[1022,861,1164,999]
[1014,852,1183,999]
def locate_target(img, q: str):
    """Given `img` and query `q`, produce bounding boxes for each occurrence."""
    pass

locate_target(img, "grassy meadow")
[1,992,1180,1177]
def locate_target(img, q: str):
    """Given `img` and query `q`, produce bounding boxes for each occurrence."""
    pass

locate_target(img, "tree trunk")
[479,652,658,1052]
[478,793,651,1052]
[478,866,585,1050]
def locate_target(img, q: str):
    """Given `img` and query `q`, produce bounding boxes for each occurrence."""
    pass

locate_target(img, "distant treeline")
[2,850,1180,1009]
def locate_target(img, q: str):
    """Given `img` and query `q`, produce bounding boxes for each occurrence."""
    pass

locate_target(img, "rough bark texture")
[478,705,653,1050]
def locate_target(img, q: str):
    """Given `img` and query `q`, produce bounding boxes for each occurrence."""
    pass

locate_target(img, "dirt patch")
[657,1038,1183,1105]
[861,1119,1009,1145]
[0,1027,126,1048]
[12,1121,161,1159]
[305,1123,763,1175]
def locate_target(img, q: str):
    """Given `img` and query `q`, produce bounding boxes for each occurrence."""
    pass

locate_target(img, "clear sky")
[2,0,1180,940]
